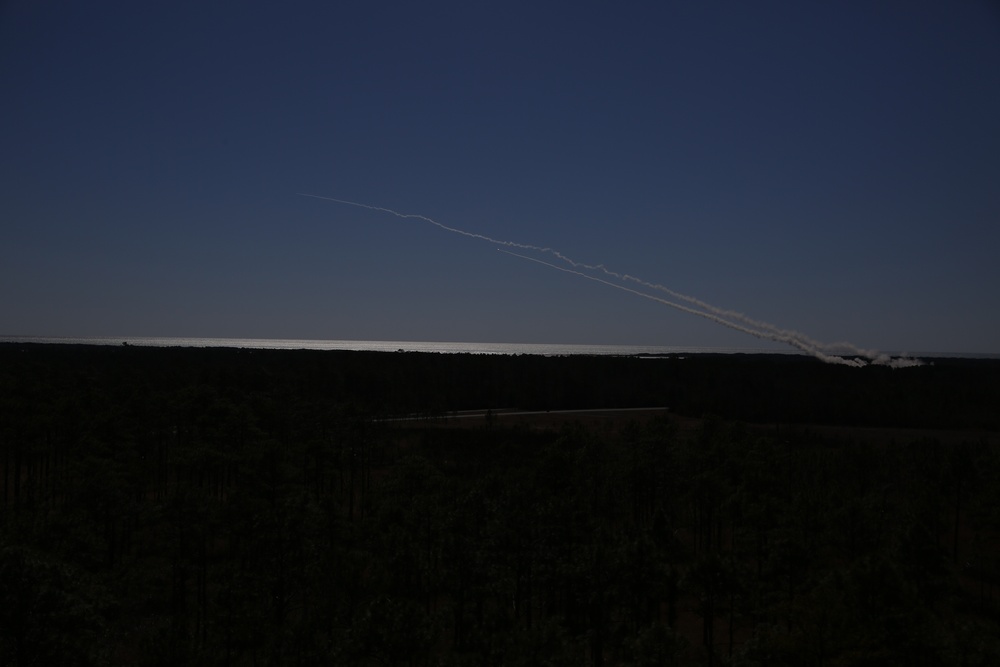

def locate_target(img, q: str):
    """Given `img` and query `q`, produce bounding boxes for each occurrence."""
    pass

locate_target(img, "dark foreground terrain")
[2,343,999,665]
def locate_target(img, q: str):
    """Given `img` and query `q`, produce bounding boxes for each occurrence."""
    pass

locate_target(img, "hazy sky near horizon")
[3,1,999,354]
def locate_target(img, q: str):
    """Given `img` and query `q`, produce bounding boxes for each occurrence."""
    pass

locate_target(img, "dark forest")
[2,344,999,665]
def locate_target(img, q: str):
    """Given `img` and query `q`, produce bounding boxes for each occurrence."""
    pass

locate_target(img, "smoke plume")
[300,193,923,368]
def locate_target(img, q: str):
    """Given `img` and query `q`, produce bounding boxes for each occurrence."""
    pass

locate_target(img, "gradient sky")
[3,1,999,354]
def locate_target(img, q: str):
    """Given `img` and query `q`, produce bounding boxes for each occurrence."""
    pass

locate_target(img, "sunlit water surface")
[1,336,789,356]
[1,337,994,358]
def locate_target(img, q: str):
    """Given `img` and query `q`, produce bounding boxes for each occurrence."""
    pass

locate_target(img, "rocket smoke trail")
[298,193,580,260]
[498,250,867,366]
[299,193,922,368]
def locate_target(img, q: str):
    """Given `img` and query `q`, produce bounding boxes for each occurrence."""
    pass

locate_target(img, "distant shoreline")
[0,335,794,357]
[1,336,995,359]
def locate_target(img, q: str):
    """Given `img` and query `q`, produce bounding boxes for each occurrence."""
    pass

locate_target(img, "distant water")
[0,336,791,356]
[2,336,995,358]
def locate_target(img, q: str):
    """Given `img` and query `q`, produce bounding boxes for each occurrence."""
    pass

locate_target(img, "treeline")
[1,344,999,665]
[2,344,999,427]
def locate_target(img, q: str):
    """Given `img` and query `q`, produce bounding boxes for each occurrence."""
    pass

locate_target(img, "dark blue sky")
[3,1,999,354]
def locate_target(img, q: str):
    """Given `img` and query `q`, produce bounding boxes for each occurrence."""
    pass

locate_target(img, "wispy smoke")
[299,193,923,368]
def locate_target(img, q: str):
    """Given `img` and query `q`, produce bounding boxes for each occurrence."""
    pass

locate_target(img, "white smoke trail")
[300,193,923,367]
[298,193,573,257]
[498,251,867,366]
